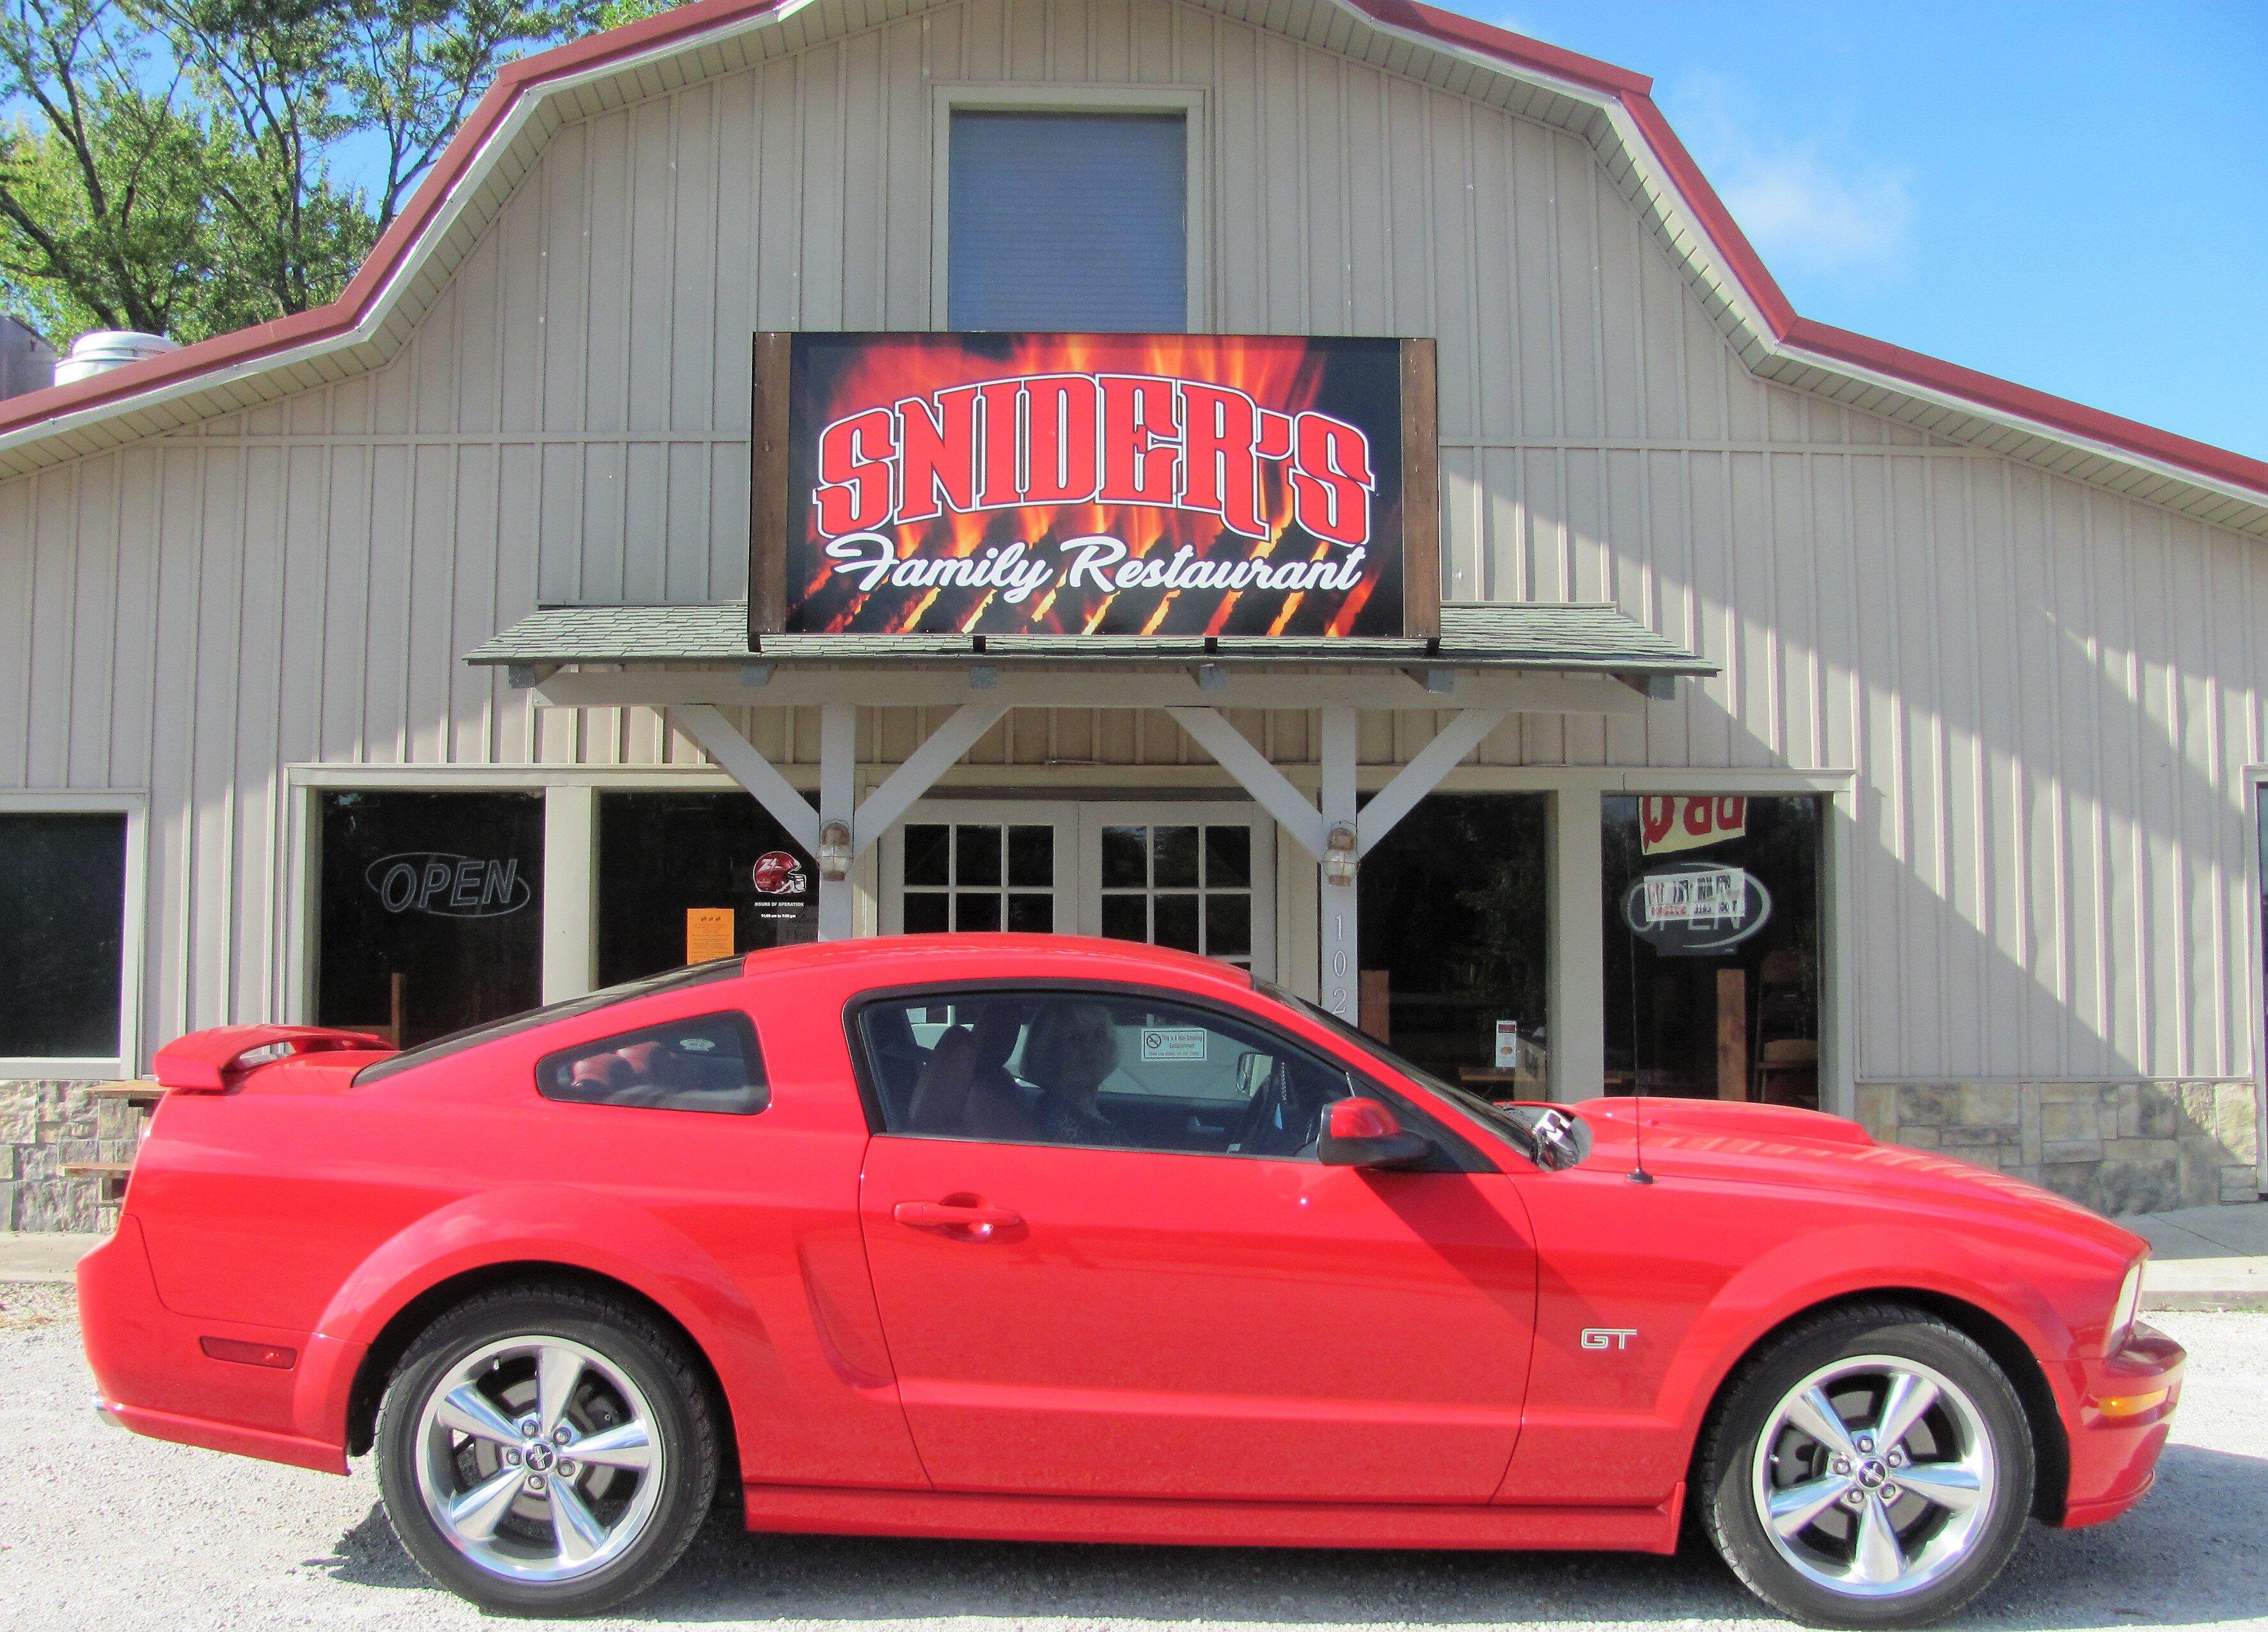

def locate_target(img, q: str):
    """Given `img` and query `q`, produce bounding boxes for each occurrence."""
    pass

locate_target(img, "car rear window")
[536,1010,769,1115]
[353,957,746,1085]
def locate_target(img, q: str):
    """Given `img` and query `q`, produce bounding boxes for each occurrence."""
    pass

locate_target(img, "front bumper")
[2057,1322,2185,1528]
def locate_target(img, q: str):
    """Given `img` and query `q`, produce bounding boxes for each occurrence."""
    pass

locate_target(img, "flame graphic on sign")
[789,333,1399,638]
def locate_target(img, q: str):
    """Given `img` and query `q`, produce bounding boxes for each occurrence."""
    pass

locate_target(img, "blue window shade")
[949,111,1187,332]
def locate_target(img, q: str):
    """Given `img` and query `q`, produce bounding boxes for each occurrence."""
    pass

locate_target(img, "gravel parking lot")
[3,1288,2262,1632]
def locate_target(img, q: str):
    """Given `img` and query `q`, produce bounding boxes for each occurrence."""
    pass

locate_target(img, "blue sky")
[1479,1,2268,460]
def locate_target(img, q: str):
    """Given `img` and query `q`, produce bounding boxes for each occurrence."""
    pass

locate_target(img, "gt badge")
[1580,1327,1638,1351]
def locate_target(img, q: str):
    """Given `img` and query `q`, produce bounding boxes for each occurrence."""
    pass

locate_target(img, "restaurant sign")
[750,333,1438,642]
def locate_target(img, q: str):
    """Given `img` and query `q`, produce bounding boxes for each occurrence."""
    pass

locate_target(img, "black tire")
[1697,1302,2035,1628]
[374,1284,720,1617]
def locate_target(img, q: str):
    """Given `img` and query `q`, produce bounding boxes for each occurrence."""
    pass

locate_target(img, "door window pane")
[597,792,816,988]
[904,824,950,887]
[858,989,1348,1157]
[1602,796,1822,1107]
[1100,825,1146,889]
[317,791,542,1048]
[1204,827,1250,888]
[1097,819,1257,968]
[1154,893,1201,952]
[1357,795,1548,1098]
[1153,825,1200,888]
[949,112,1187,331]
[1101,894,1146,942]
[1007,826,1053,886]
[0,812,127,1058]
[1205,894,1252,960]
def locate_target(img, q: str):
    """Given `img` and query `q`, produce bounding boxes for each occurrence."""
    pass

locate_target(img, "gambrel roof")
[3,0,2265,535]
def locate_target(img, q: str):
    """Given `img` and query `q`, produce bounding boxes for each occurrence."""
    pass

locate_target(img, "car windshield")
[1254,979,1544,1164]
[353,957,748,1084]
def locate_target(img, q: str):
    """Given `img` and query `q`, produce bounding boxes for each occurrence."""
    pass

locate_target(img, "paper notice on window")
[1640,795,1747,855]
[1495,1020,1520,1068]
[1139,1027,1208,1063]
[685,908,736,965]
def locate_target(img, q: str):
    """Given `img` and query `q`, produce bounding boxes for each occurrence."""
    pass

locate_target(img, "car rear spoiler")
[152,1025,391,1091]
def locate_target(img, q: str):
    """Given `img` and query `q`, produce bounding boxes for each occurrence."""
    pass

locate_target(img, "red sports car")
[79,936,2180,1624]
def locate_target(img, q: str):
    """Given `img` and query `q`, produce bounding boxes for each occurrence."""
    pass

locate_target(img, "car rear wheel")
[375,1285,718,1616]
[1699,1303,2035,1628]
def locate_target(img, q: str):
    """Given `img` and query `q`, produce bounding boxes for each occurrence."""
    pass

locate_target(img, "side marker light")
[200,1336,297,1370]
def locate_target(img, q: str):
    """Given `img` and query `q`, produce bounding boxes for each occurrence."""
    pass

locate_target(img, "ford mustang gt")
[79,936,2181,1623]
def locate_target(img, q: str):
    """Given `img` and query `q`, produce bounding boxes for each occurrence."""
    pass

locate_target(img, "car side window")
[535,1011,769,1115]
[857,989,1348,1158]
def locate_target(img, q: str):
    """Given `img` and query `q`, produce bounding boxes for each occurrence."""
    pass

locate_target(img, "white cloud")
[1667,74,1917,285]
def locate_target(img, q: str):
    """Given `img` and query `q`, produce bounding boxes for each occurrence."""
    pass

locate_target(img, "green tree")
[594,0,671,28]
[1,0,597,348]
[1,0,210,337]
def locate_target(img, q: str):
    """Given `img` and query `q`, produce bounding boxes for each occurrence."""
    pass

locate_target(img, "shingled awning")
[467,598,1712,678]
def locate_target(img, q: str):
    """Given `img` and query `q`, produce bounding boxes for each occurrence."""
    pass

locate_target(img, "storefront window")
[1357,795,1548,1097]
[0,812,128,1059]
[1602,795,1822,1105]
[316,791,543,1048]
[597,792,817,987]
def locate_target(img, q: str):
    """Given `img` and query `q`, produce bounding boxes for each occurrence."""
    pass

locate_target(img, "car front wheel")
[374,1285,718,1616]
[1699,1303,2035,1628]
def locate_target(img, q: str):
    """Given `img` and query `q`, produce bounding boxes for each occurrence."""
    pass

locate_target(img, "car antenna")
[1628,1091,1655,1185]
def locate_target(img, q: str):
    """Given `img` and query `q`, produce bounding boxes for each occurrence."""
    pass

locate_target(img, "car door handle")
[892,1200,1024,1238]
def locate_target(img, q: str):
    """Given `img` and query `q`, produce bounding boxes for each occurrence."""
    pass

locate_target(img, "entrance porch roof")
[468,599,1712,684]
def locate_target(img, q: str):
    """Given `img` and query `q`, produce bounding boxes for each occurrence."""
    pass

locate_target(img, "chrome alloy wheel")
[412,1334,665,1585]
[1751,1354,1997,1601]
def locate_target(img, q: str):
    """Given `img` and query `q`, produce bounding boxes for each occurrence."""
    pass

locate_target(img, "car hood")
[1571,1096,2143,1253]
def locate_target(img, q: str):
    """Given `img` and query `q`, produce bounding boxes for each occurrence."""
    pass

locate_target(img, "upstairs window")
[948,111,1187,331]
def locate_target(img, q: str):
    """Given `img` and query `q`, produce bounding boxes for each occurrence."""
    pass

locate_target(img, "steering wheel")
[1229,1058,1293,1155]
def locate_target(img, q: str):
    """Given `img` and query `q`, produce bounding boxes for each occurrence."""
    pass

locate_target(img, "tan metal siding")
[0,0,2260,1093]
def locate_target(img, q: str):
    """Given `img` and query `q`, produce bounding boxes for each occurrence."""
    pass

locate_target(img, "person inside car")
[1021,1002,1128,1148]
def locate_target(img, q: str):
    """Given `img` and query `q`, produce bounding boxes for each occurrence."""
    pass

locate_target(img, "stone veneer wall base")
[1854,1080,2262,1216]
[0,1081,138,1232]
[3,1075,2261,1229]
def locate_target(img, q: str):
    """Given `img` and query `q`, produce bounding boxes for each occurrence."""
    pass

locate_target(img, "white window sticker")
[1139,1027,1208,1063]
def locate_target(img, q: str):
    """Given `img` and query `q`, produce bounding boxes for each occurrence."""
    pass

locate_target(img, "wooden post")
[748,332,792,644]
[1716,967,1749,1100]
[1318,706,1360,1022]
[1399,337,1440,640]
[1358,969,1391,1044]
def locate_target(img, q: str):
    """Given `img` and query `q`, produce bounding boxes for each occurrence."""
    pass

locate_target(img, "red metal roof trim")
[0,0,792,436]
[5,0,2265,505]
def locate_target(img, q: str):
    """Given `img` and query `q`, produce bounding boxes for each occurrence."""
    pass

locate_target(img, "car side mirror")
[1316,1097,1435,1169]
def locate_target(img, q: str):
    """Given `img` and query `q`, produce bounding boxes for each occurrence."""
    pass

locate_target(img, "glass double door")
[879,800,1275,978]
